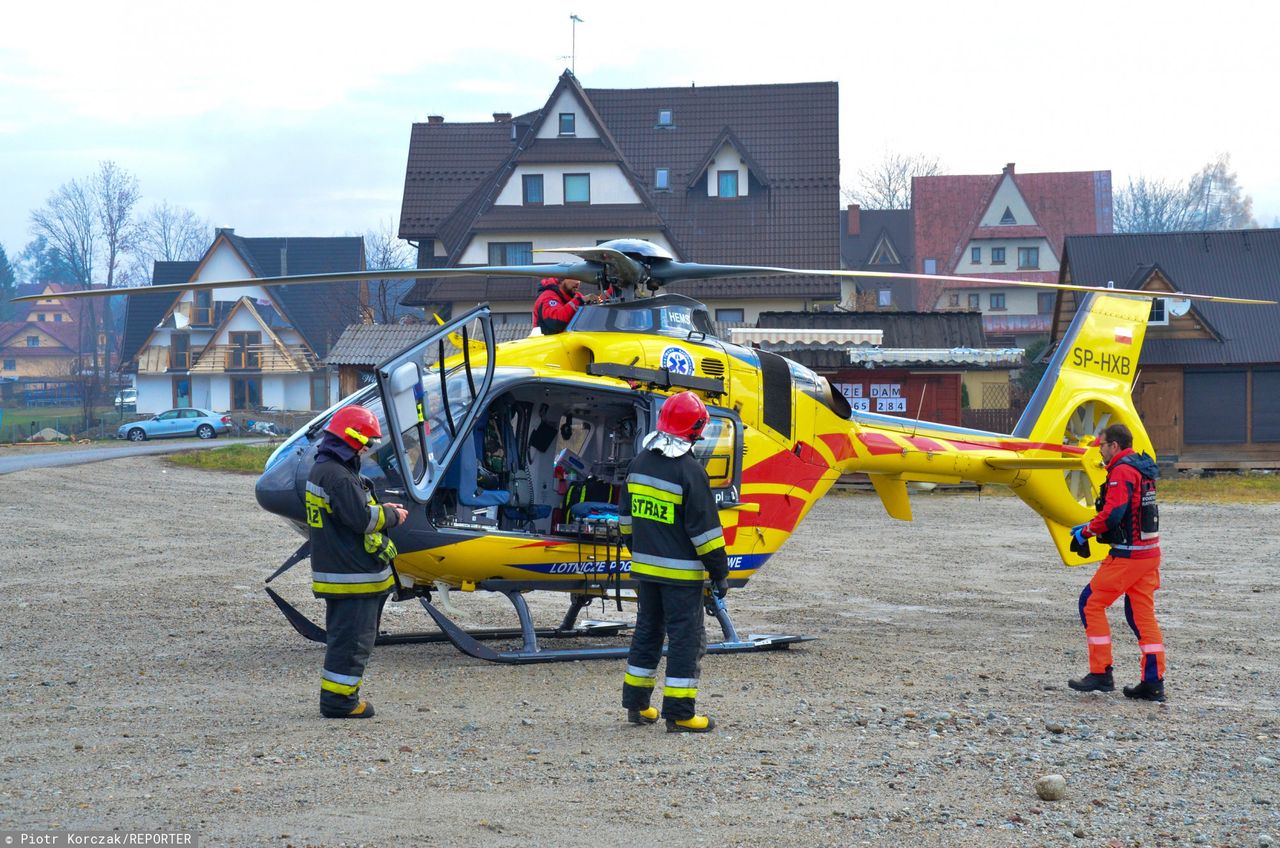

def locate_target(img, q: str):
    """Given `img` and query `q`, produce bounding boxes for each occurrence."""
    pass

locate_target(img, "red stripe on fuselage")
[858,432,902,455]
[819,432,857,462]
[742,445,827,492]
[743,492,806,534]
[904,436,947,452]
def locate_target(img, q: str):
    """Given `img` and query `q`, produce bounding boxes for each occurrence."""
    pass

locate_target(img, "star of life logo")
[660,346,694,375]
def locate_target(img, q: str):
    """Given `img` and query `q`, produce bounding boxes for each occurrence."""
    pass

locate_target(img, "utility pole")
[569,14,583,75]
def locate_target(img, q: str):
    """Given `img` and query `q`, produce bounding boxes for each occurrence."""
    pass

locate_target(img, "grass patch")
[167,444,277,474]
[964,474,1280,504]
[1158,473,1280,503]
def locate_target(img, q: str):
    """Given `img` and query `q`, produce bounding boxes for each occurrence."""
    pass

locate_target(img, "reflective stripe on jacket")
[307,440,403,598]
[621,447,728,586]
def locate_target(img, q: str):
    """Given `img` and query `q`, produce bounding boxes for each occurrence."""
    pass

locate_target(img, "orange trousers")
[1079,554,1165,681]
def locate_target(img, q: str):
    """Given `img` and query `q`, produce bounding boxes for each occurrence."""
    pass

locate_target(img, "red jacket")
[532,279,584,334]
[1086,447,1160,559]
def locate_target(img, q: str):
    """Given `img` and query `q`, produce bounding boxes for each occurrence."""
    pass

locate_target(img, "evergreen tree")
[0,243,16,321]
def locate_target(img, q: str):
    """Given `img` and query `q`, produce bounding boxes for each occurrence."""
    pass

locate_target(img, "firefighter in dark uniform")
[306,405,407,718]
[1067,423,1166,702]
[620,391,728,733]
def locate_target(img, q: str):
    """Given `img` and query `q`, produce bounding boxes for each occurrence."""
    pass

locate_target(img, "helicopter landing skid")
[418,588,813,664]
[263,586,632,648]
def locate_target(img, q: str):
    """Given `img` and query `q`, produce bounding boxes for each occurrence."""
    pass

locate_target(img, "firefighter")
[531,277,601,335]
[305,405,408,718]
[620,391,729,733]
[1067,423,1166,702]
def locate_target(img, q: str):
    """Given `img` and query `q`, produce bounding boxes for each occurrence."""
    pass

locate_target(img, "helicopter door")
[375,305,496,505]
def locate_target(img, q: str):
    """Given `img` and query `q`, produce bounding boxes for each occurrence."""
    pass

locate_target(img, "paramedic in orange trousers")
[1067,423,1167,702]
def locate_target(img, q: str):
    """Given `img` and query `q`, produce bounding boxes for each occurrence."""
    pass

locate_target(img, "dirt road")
[1,457,1277,847]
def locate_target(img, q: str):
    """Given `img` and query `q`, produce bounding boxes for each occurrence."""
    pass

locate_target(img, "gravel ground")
[1,457,1277,847]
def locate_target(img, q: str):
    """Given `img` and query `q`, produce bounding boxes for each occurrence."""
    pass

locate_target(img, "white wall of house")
[136,376,174,414]
[535,90,600,139]
[283,376,313,410]
[705,144,749,197]
[954,238,1059,275]
[458,230,674,264]
[934,286,1045,314]
[493,164,642,206]
[978,175,1035,226]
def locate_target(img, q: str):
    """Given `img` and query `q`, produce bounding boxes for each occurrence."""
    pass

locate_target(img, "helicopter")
[18,238,1273,663]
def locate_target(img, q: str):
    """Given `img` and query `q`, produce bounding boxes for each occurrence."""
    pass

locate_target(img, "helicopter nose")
[255,445,310,523]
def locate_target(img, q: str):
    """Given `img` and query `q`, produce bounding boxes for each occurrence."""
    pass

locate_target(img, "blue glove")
[1070,524,1089,545]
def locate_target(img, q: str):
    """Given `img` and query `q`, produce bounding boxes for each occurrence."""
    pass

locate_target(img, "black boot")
[1068,667,1114,692]
[1123,679,1166,702]
[627,707,658,725]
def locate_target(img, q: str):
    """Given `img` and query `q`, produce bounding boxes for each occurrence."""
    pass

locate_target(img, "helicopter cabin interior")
[425,382,741,538]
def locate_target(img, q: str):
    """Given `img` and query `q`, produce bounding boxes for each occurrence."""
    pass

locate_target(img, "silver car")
[117,408,233,441]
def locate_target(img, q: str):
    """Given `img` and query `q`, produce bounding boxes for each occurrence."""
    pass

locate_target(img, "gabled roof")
[326,320,535,366]
[120,262,197,366]
[913,165,1112,275]
[400,74,841,302]
[1060,230,1280,366]
[685,126,771,190]
[0,319,82,353]
[121,236,362,368]
[840,208,914,273]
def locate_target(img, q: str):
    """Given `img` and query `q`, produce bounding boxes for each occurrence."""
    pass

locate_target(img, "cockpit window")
[573,300,717,340]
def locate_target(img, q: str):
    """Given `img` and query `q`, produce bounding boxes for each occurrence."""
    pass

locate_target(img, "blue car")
[117,408,233,442]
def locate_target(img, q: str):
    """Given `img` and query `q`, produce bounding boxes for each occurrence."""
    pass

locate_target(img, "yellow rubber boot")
[666,714,715,733]
[627,707,659,725]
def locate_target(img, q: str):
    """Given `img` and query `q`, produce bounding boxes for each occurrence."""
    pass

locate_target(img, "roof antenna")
[568,14,583,75]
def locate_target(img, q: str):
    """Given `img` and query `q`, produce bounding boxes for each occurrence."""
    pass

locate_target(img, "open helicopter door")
[376,305,496,505]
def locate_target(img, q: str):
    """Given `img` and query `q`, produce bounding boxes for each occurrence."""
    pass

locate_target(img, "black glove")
[712,577,729,599]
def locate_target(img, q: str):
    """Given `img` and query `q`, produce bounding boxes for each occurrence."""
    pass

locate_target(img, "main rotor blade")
[647,262,1277,305]
[8,261,602,303]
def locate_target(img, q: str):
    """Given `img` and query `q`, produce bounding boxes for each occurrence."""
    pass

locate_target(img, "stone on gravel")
[1034,774,1068,801]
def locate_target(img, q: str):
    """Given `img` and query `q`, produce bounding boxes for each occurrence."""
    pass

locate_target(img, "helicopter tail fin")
[1005,291,1158,564]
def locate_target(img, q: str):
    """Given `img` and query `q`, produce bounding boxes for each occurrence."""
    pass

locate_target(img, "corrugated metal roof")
[756,310,988,349]
[730,328,882,346]
[327,320,536,366]
[847,347,1025,367]
[1060,230,1280,365]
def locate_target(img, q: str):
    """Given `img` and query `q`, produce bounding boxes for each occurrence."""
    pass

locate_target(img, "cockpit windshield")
[571,296,717,340]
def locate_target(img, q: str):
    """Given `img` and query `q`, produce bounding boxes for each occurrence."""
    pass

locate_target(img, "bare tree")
[1185,153,1255,230]
[94,162,141,390]
[844,152,945,210]
[138,201,211,264]
[1113,176,1194,233]
[1114,153,1257,233]
[364,219,417,324]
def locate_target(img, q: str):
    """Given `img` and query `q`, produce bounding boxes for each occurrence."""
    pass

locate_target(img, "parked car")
[117,408,233,441]
[114,388,137,411]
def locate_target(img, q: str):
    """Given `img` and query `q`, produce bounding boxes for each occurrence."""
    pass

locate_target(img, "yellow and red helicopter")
[18,239,1272,662]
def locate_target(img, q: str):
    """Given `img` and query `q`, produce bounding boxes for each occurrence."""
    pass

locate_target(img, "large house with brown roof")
[399,71,841,324]
[912,163,1113,345]
[119,230,362,415]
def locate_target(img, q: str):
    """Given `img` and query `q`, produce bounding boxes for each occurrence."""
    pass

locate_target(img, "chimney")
[215,227,235,236]
[847,204,861,236]
[1004,162,1016,175]
[493,112,512,123]
[427,115,444,124]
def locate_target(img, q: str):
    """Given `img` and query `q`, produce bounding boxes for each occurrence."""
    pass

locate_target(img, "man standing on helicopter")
[619,391,728,733]
[305,405,408,719]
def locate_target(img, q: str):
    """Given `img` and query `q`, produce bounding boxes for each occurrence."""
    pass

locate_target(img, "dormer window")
[657,109,673,127]
[999,206,1016,225]
[717,171,738,198]
[655,168,670,190]
[558,113,576,136]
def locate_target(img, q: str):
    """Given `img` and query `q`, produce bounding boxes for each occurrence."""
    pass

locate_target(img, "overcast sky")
[3,0,1276,276]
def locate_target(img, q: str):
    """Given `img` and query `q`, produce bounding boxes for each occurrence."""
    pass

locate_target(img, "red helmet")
[657,391,709,441]
[325,405,382,450]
